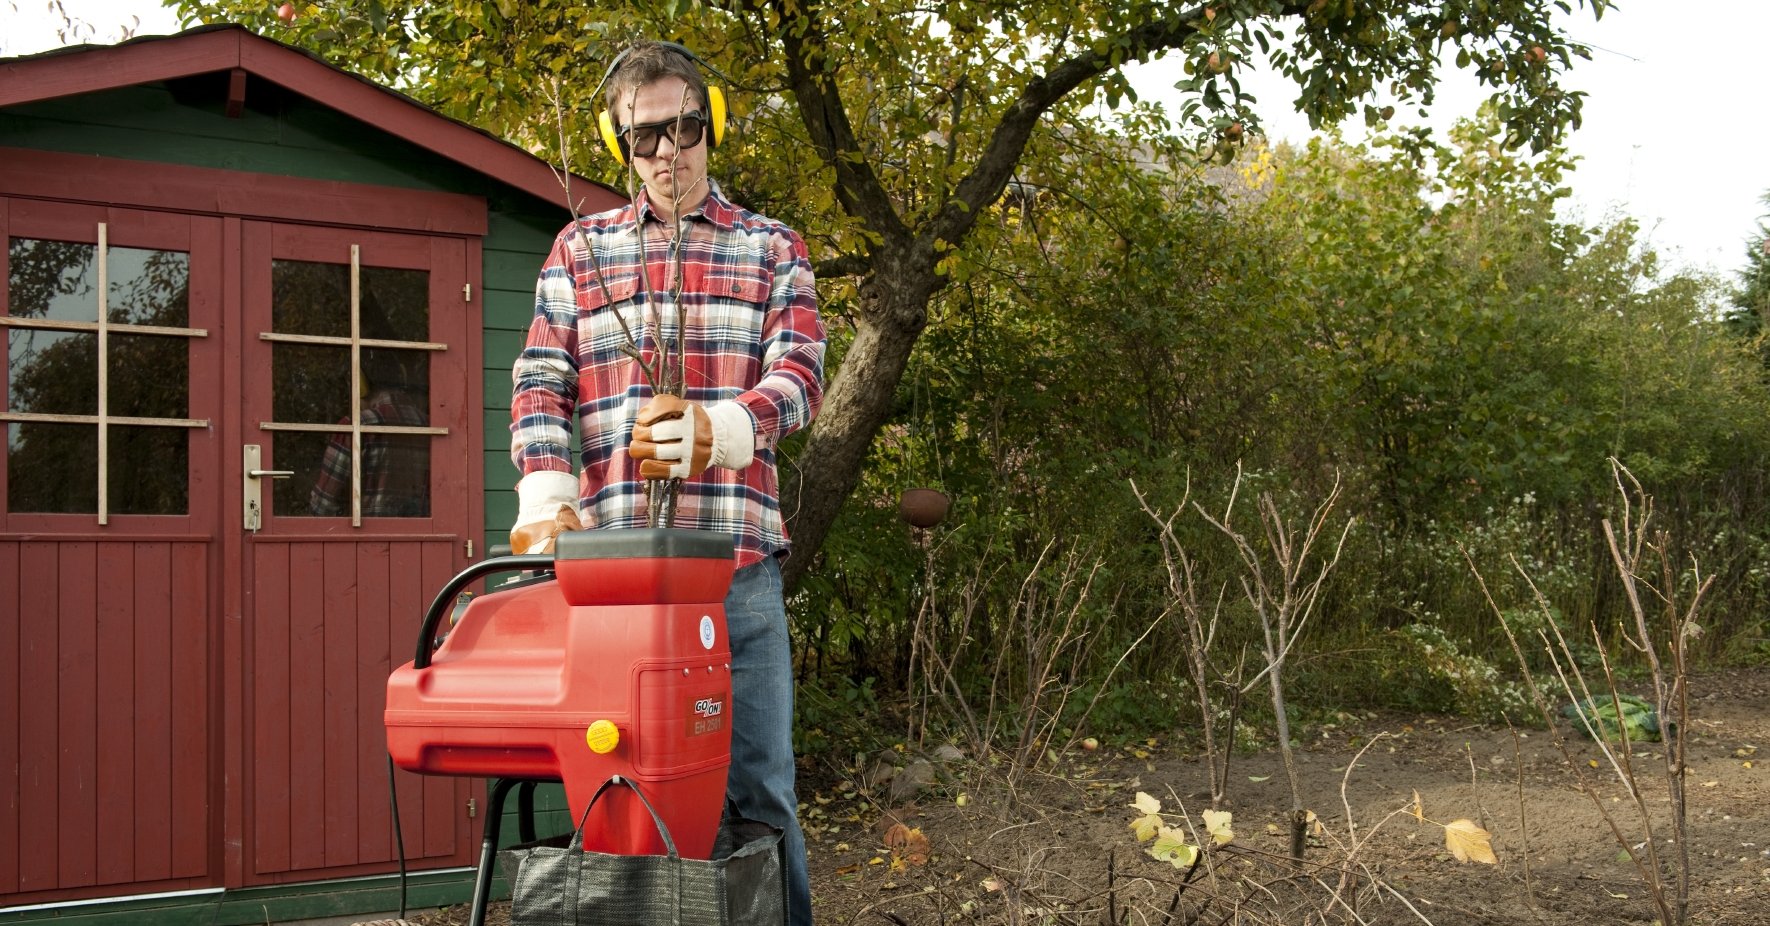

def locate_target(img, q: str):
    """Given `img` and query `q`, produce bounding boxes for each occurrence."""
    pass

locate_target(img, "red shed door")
[1,201,223,902]
[237,221,475,885]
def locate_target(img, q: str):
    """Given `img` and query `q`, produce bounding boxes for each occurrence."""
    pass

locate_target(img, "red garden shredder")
[384,527,735,921]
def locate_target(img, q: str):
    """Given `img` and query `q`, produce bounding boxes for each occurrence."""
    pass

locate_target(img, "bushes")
[793,118,1770,753]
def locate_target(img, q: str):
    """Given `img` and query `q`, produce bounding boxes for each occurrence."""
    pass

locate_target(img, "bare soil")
[411,668,1769,925]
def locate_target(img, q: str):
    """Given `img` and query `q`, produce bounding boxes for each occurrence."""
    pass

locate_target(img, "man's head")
[602,42,721,218]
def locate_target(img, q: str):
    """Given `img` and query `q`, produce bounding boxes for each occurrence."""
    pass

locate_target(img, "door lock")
[243,444,292,532]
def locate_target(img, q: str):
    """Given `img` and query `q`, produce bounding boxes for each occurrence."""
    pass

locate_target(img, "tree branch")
[816,252,872,278]
[761,0,911,246]
[931,8,1213,248]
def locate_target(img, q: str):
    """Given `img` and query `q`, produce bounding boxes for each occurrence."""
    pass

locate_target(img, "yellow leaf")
[1129,791,1164,842]
[1202,809,1235,846]
[1149,826,1199,868]
[1444,819,1498,864]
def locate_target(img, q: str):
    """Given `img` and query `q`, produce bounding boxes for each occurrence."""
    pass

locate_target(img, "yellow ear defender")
[594,42,729,166]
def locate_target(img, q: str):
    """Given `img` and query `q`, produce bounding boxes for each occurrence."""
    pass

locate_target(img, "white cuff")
[514,470,579,527]
[706,400,756,471]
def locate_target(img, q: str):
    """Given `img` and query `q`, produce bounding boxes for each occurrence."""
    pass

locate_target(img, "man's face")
[615,76,710,217]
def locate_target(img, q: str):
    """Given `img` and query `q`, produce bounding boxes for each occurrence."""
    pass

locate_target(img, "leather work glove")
[628,394,756,480]
[509,471,583,554]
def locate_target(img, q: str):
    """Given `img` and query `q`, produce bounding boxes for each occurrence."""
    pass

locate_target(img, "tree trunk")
[781,258,938,592]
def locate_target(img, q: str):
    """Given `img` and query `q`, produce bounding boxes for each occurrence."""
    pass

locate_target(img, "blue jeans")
[724,556,811,925]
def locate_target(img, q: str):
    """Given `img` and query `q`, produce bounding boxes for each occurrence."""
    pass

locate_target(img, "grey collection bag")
[506,774,787,926]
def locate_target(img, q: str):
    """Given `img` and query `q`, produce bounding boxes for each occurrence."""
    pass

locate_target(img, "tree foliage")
[1725,192,1770,346]
[170,0,1615,591]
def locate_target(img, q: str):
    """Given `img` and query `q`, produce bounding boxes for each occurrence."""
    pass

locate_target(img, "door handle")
[242,445,292,532]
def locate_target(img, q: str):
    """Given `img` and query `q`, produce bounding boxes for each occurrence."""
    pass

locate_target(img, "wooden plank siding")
[244,538,463,883]
[479,212,564,553]
[0,541,16,896]
[1,540,211,897]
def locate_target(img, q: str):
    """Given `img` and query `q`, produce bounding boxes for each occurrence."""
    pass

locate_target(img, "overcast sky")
[7,0,1767,280]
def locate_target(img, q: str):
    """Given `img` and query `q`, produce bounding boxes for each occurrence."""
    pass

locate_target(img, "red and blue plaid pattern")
[511,184,826,566]
[310,388,432,517]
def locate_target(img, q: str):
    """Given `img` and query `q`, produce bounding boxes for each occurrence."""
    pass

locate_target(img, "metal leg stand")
[468,778,519,926]
[466,778,559,926]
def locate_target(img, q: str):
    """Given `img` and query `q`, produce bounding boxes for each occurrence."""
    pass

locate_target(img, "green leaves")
[1148,828,1199,867]
[1562,694,1667,743]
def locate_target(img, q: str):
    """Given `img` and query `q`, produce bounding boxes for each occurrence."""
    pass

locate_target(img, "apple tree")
[172,0,1614,589]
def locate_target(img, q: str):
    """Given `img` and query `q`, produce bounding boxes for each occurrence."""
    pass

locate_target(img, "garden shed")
[0,24,620,923]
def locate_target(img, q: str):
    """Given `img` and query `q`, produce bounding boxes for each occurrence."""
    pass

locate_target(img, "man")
[507,40,825,926]
[310,349,430,518]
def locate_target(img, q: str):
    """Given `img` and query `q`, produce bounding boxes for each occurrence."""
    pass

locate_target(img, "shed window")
[3,229,204,519]
[259,247,445,523]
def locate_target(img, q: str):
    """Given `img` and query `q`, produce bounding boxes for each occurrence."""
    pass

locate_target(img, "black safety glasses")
[618,111,707,159]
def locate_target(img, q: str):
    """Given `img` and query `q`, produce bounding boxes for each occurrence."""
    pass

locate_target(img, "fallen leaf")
[981,877,1004,892]
[1411,790,1424,823]
[1129,792,1164,842]
[884,823,931,866]
[1202,809,1235,847]
[1444,819,1498,865]
[1247,774,1271,782]
[836,863,862,876]
[1702,781,1719,788]
[1149,825,1199,868]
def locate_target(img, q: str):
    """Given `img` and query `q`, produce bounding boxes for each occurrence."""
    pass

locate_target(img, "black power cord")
[386,753,408,919]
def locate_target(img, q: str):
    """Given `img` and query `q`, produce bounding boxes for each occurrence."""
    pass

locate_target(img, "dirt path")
[802,668,1769,925]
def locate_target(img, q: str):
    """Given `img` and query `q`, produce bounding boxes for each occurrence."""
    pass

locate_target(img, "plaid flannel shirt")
[310,388,432,517]
[510,183,826,567]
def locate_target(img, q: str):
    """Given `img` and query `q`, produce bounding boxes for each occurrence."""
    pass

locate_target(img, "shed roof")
[0,23,623,214]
